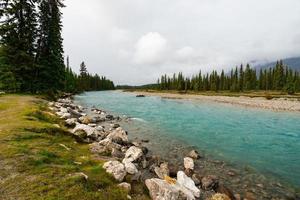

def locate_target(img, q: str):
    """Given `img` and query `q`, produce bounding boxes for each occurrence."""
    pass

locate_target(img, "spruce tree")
[36,0,65,92]
[0,0,38,92]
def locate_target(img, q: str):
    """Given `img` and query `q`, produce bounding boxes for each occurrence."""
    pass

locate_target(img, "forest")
[156,61,300,94]
[0,0,114,93]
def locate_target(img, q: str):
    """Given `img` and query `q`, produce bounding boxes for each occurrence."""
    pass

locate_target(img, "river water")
[74,91,300,198]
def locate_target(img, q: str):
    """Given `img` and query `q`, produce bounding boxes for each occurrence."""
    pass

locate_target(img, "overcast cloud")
[62,0,300,85]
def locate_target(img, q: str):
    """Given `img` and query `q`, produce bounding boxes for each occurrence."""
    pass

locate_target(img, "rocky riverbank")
[49,96,299,200]
[130,91,300,112]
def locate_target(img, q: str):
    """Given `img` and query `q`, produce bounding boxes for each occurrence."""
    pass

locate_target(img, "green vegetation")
[0,1,114,93]
[129,61,299,95]
[0,95,149,199]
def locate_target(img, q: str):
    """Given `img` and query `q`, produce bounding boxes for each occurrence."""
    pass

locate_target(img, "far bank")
[124,90,300,112]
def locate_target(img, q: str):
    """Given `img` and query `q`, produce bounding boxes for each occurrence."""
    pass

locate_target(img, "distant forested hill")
[255,57,300,72]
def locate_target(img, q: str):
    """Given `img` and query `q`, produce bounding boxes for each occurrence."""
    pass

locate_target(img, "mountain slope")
[255,57,300,71]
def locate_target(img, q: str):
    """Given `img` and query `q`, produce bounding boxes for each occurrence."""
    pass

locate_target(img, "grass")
[0,94,150,200]
[125,89,300,99]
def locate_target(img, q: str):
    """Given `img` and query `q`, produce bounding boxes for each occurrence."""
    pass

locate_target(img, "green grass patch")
[0,95,149,200]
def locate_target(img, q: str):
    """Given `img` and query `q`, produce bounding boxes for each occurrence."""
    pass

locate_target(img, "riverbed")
[74,91,300,199]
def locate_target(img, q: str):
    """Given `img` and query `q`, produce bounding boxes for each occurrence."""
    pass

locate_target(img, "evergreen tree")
[79,61,87,76]
[36,0,65,92]
[0,0,38,92]
[239,64,244,91]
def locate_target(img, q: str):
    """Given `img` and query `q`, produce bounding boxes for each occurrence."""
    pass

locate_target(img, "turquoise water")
[75,91,300,187]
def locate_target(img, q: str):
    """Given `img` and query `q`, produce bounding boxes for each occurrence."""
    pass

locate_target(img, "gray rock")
[177,171,201,198]
[111,123,120,129]
[88,123,97,127]
[142,159,148,169]
[111,148,124,158]
[89,142,109,154]
[215,184,236,200]
[78,116,91,124]
[72,123,101,140]
[191,174,201,186]
[106,115,114,120]
[201,175,219,191]
[168,163,178,178]
[96,125,105,132]
[118,182,131,192]
[188,150,201,160]
[184,157,194,170]
[60,112,71,119]
[67,108,83,118]
[123,161,138,175]
[107,127,129,143]
[123,146,143,163]
[103,161,126,182]
[154,162,169,179]
[145,178,195,200]
[65,118,78,127]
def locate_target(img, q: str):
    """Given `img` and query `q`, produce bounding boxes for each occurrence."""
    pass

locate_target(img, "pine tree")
[79,61,87,76]
[36,0,65,92]
[239,64,244,91]
[0,0,38,92]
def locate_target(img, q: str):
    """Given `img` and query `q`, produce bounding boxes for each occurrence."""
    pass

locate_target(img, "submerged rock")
[103,161,126,182]
[177,171,201,198]
[188,150,201,160]
[106,115,114,120]
[154,162,170,179]
[201,175,219,191]
[215,185,236,200]
[209,193,231,200]
[168,163,179,178]
[191,174,201,186]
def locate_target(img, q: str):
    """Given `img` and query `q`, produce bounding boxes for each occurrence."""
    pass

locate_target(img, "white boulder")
[123,160,138,175]
[72,123,99,137]
[177,171,200,198]
[107,127,128,142]
[184,157,194,170]
[60,113,71,119]
[145,178,195,200]
[124,146,143,163]
[103,161,126,182]
[65,118,78,126]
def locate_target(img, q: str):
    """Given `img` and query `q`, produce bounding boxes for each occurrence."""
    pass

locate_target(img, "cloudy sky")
[62,0,300,85]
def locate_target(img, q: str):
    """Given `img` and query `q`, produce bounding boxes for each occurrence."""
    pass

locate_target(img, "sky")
[62,0,300,85]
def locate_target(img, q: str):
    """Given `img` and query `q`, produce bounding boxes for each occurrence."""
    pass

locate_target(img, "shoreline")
[128,91,300,112]
[66,93,299,199]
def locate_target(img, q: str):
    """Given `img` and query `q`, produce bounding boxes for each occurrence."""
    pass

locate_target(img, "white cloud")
[175,46,198,63]
[133,32,168,65]
[62,0,300,85]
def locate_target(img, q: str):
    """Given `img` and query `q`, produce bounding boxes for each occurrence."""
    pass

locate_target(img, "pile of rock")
[50,97,236,200]
[48,97,121,143]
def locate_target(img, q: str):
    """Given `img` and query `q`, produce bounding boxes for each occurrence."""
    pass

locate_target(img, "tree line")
[0,0,114,93]
[157,61,300,94]
[64,60,114,93]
